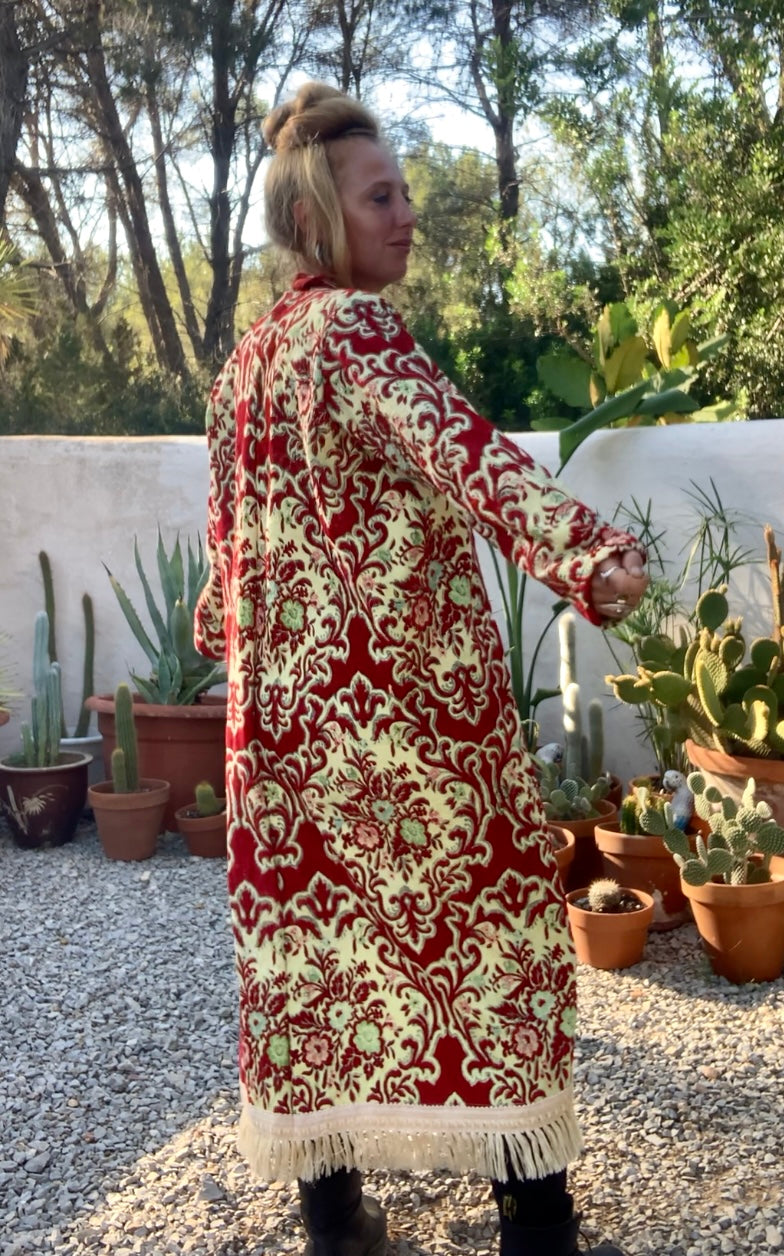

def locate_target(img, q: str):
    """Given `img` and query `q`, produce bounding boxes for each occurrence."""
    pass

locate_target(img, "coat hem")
[237,1089,583,1183]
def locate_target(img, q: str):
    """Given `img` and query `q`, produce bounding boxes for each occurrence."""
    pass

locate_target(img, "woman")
[195,82,647,1256]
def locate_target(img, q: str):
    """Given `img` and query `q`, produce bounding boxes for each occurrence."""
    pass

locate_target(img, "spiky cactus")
[195,780,223,817]
[18,611,63,767]
[38,551,95,739]
[111,682,139,793]
[663,773,784,886]
[538,759,609,821]
[587,878,624,912]
[560,614,605,785]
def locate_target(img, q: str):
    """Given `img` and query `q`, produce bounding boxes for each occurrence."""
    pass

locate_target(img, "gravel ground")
[2,815,783,1256]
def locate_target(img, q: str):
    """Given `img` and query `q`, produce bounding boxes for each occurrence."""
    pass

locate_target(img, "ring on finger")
[599,565,621,581]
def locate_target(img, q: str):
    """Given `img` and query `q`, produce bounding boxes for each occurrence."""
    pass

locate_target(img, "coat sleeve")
[328,292,642,626]
[194,348,240,661]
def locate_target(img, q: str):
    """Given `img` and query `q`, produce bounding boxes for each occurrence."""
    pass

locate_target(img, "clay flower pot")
[547,824,576,889]
[88,778,170,861]
[594,819,692,931]
[0,751,91,849]
[558,798,618,893]
[175,802,227,858]
[681,874,784,984]
[566,887,655,970]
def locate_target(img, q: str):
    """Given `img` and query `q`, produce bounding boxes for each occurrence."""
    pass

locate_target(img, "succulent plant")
[559,614,606,786]
[663,773,784,886]
[38,550,95,738]
[587,878,624,912]
[17,611,63,767]
[105,530,226,705]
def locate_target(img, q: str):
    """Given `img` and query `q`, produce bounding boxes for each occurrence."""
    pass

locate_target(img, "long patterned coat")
[194,274,638,1185]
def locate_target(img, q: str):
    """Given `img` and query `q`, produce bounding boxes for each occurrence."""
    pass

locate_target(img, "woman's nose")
[398,194,416,227]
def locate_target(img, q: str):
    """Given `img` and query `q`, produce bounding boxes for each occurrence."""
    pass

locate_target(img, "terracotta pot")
[594,820,692,931]
[0,752,91,849]
[566,887,654,970]
[681,874,784,984]
[547,824,576,889]
[175,802,227,858]
[88,778,170,862]
[558,798,618,893]
[685,739,784,826]
[86,693,226,829]
[0,709,9,727]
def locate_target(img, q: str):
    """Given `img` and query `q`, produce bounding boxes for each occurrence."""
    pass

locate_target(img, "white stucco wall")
[1,423,782,782]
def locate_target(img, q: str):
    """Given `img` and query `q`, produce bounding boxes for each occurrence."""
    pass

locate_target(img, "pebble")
[1,817,784,1256]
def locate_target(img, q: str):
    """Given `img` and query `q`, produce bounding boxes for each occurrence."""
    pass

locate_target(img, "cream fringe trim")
[237,1089,583,1183]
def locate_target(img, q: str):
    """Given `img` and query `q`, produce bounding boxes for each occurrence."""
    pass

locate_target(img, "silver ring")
[599,566,621,581]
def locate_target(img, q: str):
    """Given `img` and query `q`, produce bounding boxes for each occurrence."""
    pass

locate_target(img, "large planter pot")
[88,778,170,861]
[0,752,91,849]
[86,693,226,830]
[566,887,654,970]
[547,824,576,889]
[685,739,784,826]
[594,820,692,931]
[559,799,618,893]
[681,874,784,984]
[175,802,227,858]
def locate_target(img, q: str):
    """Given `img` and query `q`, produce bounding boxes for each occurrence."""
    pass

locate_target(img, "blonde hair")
[263,82,380,286]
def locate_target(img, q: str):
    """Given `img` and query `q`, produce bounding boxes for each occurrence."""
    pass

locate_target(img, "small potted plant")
[0,612,91,848]
[175,779,227,858]
[88,682,170,861]
[663,772,784,983]
[537,759,616,892]
[593,774,695,930]
[566,877,655,970]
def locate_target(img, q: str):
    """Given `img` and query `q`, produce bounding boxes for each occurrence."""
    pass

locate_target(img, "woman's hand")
[590,549,648,623]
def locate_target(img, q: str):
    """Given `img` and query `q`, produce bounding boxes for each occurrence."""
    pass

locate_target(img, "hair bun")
[263,82,378,152]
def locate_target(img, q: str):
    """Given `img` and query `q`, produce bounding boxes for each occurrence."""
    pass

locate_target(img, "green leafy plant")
[664,773,784,886]
[607,526,784,763]
[111,682,139,793]
[105,530,225,705]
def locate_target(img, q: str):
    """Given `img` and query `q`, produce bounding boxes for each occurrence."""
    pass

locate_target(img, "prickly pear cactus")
[663,772,784,885]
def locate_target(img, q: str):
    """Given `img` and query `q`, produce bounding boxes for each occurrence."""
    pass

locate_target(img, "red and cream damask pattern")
[195,275,638,1182]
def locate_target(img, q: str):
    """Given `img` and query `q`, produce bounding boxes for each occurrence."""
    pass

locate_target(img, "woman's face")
[330,137,416,292]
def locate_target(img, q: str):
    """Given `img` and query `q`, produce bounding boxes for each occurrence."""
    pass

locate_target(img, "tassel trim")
[237,1088,583,1183]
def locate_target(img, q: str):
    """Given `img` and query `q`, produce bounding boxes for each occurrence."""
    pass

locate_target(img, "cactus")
[559,613,606,785]
[538,759,609,821]
[17,612,63,767]
[663,773,784,886]
[606,526,784,762]
[111,682,139,793]
[195,780,224,817]
[38,550,95,738]
[587,878,624,912]
[105,530,226,705]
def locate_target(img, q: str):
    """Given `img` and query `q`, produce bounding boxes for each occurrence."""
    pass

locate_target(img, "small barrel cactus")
[587,878,624,912]
[195,780,223,817]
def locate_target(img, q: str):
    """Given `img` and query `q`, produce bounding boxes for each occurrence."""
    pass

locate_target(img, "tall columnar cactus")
[663,773,784,886]
[111,682,139,793]
[606,526,784,761]
[19,611,63,767]
[38,550,95,738]
[559,614,605,785]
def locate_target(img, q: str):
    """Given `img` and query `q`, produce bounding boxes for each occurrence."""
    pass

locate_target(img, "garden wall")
[1,423,782,783]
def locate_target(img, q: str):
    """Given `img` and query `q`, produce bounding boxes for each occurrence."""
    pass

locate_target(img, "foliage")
[105,531,226,705]
[607,526,784,763]
[663,773,784,886]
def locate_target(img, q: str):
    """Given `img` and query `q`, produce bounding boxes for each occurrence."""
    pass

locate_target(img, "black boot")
[499,1209,625,1256]
[298,1167,387,1256]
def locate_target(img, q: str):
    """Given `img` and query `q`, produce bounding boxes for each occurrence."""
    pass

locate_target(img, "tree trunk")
[0,0,28,220]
